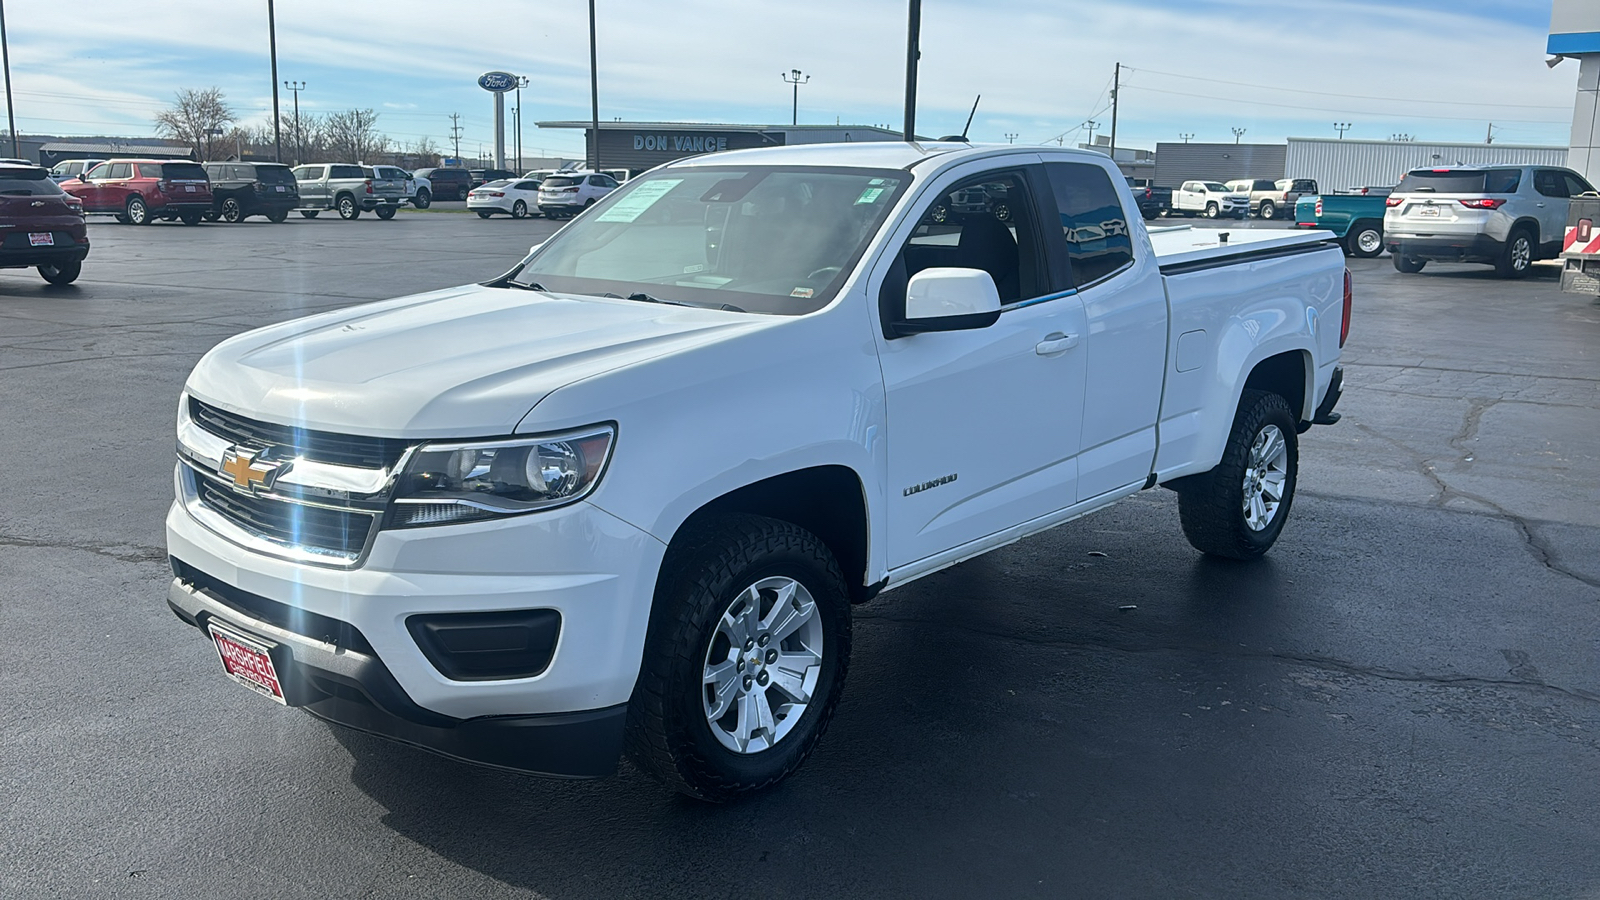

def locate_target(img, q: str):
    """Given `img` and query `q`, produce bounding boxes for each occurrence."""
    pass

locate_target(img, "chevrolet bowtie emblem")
[220,448,290,492]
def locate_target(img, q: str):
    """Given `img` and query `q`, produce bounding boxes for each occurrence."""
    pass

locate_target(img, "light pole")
[1004,133,1018,144]
[781,69,809,126]
[0,0,18,158]
[267,0,281,161]
[1231,127,1247,144]
[515,75,528,173]
[587,0,600,171]
[1334,122,1351,139]
[1083,120,1099,146]
[1179,132,1194,144]
[284,81,304,164]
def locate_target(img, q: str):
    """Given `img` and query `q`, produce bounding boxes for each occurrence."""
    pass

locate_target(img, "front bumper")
[166,574,627,778]
[1385,232,1503,264]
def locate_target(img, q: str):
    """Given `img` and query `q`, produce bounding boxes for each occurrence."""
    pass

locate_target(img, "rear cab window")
[330,165,365,179]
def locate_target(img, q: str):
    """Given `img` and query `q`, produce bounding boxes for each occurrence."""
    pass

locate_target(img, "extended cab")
[1172,180,1249,218]
[166,144,1349,802]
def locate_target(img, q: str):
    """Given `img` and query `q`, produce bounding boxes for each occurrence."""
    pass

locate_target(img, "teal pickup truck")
[1295,191,1390,258]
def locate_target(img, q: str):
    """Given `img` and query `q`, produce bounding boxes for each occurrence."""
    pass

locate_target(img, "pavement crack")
[0,533,167,565]
[855,611,1600,705]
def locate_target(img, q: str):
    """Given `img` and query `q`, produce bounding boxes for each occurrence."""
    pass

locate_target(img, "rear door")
[293,166,326,207]
[1533,169,1572,251]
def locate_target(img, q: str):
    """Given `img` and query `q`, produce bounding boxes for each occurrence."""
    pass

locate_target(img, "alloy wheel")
[1242,424,1288,531]
[701,576,824,755]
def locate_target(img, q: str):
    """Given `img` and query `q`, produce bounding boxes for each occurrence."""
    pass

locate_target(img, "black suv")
[202,162,299,223]
[414,167,473,202]
[470,168,519,189]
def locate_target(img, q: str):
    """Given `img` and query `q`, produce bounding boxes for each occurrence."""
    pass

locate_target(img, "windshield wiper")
[508,281,549,292]
[628,292,744,313]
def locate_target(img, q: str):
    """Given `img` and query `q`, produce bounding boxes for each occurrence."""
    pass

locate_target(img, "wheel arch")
[1508,216,1540,243]
[1242,349,1313,424]
[664,465,874,605]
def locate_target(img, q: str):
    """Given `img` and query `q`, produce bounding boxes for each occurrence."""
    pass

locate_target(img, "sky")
[0,0,1577,161]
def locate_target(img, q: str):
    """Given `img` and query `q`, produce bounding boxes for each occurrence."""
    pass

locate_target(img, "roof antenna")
[939,95,982,143]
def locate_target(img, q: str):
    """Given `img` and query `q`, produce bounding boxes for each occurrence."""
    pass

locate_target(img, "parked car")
[1171,180,1248,218]
[469,168,519,189]
[48,158,104,183]
[64,159,213,225]
[1384,165,1595,277]
[165,142,1349,801]
[1295,192,1388,258]
[468,178,543,218]
[1227,178,1318,220]
[289,163,403,220]
[1126,177,1172,220]
[414,167,471,201]
[202,162,298,223]
[0,164,89,284]
[536,171,620,218]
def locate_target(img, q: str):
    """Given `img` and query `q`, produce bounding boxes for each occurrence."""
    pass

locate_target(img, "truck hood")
[186,283,768,438]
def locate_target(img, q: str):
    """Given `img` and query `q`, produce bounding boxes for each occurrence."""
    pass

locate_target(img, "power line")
[1122,84,1565,125]
[1125,65,1570,111]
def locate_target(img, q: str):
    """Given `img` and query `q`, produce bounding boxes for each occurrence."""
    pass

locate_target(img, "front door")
[874,159,1089,569]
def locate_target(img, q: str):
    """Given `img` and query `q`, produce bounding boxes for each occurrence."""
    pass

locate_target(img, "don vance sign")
[634,134,730,153]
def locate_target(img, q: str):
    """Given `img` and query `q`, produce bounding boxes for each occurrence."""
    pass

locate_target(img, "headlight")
[387,425,615,528]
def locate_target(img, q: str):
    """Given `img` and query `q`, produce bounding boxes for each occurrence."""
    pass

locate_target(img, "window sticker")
[790,287,815,298]
[596,178,682,222]
[855,187,886,205]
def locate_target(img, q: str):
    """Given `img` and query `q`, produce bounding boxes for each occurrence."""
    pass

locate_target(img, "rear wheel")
[337,195,359,220]
[375,205,396,220]
[299,210,320,219]
[220,197,243,223]
[38,260,81,285]
[625,514,850,802]
[1258,201,1276,220]
[1393,255,1426,274]
[511,199,528,219]
[1175,389,1298,560]
[1347,222,1384,259]
[125,195,149,226]
[1495,228,1534,279]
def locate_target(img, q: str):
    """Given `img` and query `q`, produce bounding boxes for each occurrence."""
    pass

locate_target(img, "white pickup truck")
[1173,180,1250,218]
[166,143,1349,801]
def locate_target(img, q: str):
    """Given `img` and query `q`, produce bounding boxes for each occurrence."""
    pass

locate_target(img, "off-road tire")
[625,514,851,802]
[1175,389,1299,560]
[38,261,81,285]
[1393,255,1426,274]
[1494,227,1534,279]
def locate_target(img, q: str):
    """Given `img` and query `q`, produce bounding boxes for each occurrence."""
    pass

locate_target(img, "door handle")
[1537,202,1546,207]
[1035,333,1080,355]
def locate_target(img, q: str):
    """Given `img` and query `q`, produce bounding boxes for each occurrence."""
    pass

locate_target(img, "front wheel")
[413,189,431,210]
[375,205,396,220]
[1204,202,1219,219]
[38,260,81,285]
[625,514,850,802]
[1393,255,1426,274]
[1175,390,1298,560]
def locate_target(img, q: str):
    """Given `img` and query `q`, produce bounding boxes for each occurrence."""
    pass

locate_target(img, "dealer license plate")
[28,232,53,246]
[209,623,287,704]
[184,184,195,192]
[274,185,285,192]
[1416,206,1441,217]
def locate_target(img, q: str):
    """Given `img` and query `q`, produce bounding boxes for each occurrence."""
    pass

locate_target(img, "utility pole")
[1486,122,1497,144]
[1334,122,1351,139]
[449,113,463,162]
[1232,127,1247,144]
[267,0,281,162]
[1109,61,1120,161]
[903,0,921,142]
[0,0,17,159]
[1083,120,1099,147]
[588,0,601,170]
[284,81,304,164]
[781,69,809,126]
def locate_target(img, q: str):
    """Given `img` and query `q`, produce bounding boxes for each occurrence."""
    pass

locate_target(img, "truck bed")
[1147,224,1335,270]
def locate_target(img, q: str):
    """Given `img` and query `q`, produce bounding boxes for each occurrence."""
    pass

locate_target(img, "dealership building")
[535,121,906,175]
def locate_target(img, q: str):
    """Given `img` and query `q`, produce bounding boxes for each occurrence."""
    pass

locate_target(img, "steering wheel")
[806,266,842,281]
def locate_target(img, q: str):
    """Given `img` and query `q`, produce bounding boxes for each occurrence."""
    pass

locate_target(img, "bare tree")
[408,135,441,168]
[154,87,235,161]
[324,109,387,162]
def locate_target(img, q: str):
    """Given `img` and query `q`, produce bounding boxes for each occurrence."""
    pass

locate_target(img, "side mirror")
[894,267,1002,336]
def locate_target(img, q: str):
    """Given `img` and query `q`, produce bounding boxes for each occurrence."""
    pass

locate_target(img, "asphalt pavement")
[2,208,1598,899]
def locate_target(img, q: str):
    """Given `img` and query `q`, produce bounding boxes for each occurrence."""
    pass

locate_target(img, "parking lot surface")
[2,212,1599,899]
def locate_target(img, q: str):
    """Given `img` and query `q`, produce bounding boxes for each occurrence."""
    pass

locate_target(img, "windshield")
[1202,182,1228,192]
[513,166,908,315]
[1396,169,1520,194]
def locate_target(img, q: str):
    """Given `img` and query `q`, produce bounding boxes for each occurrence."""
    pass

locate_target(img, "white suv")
[1384,165,1595,278]
[536,171,619,219]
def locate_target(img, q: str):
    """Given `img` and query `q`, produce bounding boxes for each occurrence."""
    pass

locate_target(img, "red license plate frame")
[208,622,287,704]
[28,232,54,246]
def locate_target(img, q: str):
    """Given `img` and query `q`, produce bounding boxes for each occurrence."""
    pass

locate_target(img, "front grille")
[190,398,409,469]
[196,478,373,557]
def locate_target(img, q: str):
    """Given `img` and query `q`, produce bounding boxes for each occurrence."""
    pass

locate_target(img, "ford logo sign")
[478,71,517,93]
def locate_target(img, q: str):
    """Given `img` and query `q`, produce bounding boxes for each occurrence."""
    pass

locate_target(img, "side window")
[514,181,538,191]
[1564,172,1595,197]
[85,163,109,180]
[892,169,1047,307]
[1534,170,1568,198]
[107,163,132,179]
[1045,162,1135,287]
